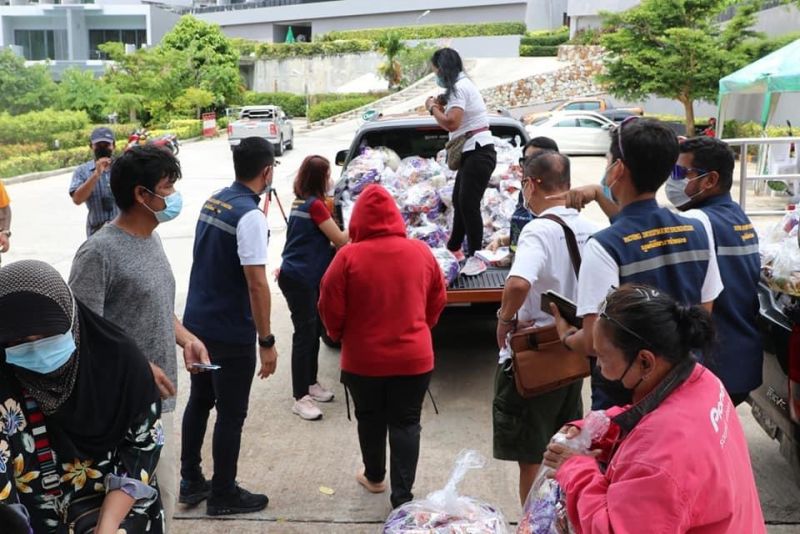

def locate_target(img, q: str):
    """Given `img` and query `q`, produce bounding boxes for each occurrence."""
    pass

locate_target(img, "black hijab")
[0,260,158,456]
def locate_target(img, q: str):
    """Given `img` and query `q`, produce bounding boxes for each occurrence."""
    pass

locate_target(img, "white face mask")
[522,179,538,217]
[665,173,708,208]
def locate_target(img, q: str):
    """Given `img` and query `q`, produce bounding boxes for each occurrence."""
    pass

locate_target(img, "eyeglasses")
[671,164,708,181]
[598,286,657,349]
[614,116,639,162]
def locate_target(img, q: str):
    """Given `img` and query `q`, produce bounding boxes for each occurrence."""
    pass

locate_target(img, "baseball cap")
[90,127,115,144]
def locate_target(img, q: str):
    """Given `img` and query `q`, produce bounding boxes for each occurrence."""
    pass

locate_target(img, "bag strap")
[539,214,582,279]
[21,391,63,501]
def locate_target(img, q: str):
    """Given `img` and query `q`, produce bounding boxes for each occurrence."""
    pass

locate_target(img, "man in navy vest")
[666,136,762,405]
[180,137,278,516]
[554,118,723,409]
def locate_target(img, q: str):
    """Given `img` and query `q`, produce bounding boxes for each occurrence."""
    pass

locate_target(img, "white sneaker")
[460,256,487,277]
[309,382,335,403]
[292,395,323,420]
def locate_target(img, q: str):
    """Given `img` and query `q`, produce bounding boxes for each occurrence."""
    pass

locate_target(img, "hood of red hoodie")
[349,184,406,242]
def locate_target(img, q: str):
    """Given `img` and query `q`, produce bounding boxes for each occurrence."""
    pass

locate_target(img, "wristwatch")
[258,334,275,348]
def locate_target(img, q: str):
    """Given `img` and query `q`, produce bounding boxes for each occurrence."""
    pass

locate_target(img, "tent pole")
[739,142,748,211]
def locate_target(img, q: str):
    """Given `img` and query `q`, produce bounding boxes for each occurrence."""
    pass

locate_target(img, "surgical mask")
[600,160,620,202]
[144,189,183,223]
[5,306,76,375]
[665,173,708,208]
[436,75,447,88]
[94,146,113,160]
[607,356,645,393]
[522,179,538,216]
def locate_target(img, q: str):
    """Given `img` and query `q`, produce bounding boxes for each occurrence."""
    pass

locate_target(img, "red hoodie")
[319,184,447,376]
[555,364,765,534]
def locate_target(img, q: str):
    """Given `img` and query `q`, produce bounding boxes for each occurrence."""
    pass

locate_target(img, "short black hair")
[110,145,181,211]
[525,136,559,153]
[609,118,678,194]
[233,137,275,182]
[524,151,570,193]
[678,136,735,191]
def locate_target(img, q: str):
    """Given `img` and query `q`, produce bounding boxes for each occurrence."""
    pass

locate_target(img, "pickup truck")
[333,112,529,306]
[227,105,294,156]
[524,98,644,125]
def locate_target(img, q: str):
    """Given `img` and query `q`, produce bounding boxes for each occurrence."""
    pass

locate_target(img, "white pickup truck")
[227,105,294,155]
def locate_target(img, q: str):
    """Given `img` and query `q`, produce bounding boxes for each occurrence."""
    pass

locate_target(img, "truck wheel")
[274,137,284,156]
[321,330,340,349]
[286,136,293,150]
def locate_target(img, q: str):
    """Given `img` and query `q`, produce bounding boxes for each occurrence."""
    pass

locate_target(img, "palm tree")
[376,32,406,90]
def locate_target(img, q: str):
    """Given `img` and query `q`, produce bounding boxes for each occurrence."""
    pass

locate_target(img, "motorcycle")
[126,128,180,155]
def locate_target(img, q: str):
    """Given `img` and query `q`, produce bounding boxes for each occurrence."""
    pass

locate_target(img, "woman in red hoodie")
[547,285,765,533]
[319,184,447,508]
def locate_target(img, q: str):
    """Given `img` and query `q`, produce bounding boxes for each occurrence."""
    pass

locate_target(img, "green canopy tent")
[285,26,296,44]
[717,38,800,137]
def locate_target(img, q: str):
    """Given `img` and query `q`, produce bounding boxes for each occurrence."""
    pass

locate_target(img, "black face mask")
[608,356,644,393]
[94,147,113,160]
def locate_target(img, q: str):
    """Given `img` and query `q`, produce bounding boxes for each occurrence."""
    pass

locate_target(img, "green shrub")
[0,110,91,145]
[242,92,306,116]
[318,22,526,42]
[0,146,92,178]
[151,119,203,139]
[521,27,569,47]
[0,142,47,160]
[742,31,800,62]
[307,96,378,122]
[569,28,603,45]
[520,45,559,57]
[254,40,374,59]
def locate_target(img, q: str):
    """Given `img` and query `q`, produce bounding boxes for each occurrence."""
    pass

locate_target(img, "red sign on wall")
[202,112,217,137]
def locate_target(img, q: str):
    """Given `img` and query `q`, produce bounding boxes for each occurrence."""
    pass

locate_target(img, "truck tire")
[274,136,284,156]
[286,135,293,150]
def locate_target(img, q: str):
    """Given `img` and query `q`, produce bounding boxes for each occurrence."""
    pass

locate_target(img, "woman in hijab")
[0,260,164,534]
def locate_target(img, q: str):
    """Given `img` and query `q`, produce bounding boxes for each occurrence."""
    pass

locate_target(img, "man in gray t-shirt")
[69,145,210,530]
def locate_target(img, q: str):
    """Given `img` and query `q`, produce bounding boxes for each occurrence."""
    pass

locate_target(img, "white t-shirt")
[236,209,269,266]
[508,206,600,327]
[576,211,724,317]
[445,74,493,152]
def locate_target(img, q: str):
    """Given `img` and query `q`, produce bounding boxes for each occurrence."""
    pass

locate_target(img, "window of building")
[89,29,147,59]
[14,30,68,61]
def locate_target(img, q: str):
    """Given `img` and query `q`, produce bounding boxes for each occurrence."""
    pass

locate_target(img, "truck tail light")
[227,124,233,136]
[270,123,277,136]
[789,324,800,422]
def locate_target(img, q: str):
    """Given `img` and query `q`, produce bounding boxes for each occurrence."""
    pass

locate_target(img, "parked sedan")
[526,112,614,155]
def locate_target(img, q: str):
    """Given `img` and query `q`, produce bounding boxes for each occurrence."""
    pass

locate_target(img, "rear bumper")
[446,268,508,305]
[228,135,279,146]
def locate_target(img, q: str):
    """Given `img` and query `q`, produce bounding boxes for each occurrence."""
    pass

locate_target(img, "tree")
[396,43,437,88]
[376,32,406,89]
[57,68,114,122]
[110,92,145,123]
[0,50,57,115]
[598,0,762,136]
[174,87,214,118]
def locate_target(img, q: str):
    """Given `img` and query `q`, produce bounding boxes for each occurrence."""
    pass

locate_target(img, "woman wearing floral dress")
[0,260,164,534]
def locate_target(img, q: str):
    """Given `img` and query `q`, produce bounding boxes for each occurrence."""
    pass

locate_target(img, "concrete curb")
[1,135,211,186]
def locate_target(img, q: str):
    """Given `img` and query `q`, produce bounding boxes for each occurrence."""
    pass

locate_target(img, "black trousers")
[278,272,321,400]
[180,337,256,497]
[341,370,432,508]
[447,143,497,256]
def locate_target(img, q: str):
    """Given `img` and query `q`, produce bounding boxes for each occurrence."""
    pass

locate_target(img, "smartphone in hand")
[540,290,582,328]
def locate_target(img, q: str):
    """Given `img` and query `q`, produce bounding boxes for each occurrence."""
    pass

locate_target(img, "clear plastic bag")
[431,247,461,286]
[384,449,509,534]
[517,411,610,534]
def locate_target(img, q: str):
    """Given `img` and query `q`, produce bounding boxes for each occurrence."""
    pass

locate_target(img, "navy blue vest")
[696,193,763,394]
[281,196,333,288]
[592,199,710,306]
[510,192,534,252]
[184,181,262,345]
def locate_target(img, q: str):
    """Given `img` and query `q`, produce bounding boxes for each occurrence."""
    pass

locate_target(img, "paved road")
[2,129,799,533]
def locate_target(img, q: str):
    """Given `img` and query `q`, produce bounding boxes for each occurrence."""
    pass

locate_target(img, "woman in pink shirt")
[547,284,765,533]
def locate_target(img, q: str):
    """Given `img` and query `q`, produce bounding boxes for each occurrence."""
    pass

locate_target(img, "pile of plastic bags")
[759,205,800,296]
[339,139,523,283]
[384,449,509,534]
[517,411,610,534]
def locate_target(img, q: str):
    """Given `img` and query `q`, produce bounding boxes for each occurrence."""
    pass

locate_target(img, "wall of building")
[750,3,800,37]
[147,6,180,45]
[525,0,567,31]
[566,0,639,37]
[251,51,383,94]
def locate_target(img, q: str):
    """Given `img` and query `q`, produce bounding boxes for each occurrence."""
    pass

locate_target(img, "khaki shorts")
[492,362,583,464]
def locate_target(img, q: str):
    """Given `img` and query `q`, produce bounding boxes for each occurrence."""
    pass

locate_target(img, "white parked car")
[525,111,614,155]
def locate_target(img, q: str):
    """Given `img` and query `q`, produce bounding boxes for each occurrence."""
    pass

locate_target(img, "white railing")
[722,136,800,216]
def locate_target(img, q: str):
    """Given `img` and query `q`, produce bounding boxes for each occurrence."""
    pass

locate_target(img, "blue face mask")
[5,306,76,375]
[144,189,183,223]
[600,160,620,202]
[436,75,447,88]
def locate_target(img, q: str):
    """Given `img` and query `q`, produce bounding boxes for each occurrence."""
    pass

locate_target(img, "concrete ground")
[3,112,799,533]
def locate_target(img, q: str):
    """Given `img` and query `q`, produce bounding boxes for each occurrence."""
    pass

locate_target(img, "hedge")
[0,110,91,145]
[253,40,374,59]
[0,146,93,178]
[520,45,559,57]
[318,22,526,42]
[241,92,390,118]
[307,96,379,122]
[521,27,569,47]
[150,119,203,140]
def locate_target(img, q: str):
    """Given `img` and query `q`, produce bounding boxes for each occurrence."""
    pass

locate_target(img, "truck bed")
[447,267,509,304]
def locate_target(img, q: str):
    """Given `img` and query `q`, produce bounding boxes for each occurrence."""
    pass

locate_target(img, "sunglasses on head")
[671,164,708,181]
[598,286,658,349]
[614,116,639,161]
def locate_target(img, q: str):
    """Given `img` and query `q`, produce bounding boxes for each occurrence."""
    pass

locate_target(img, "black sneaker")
[206,485,269,516]
[179,478,211,506]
